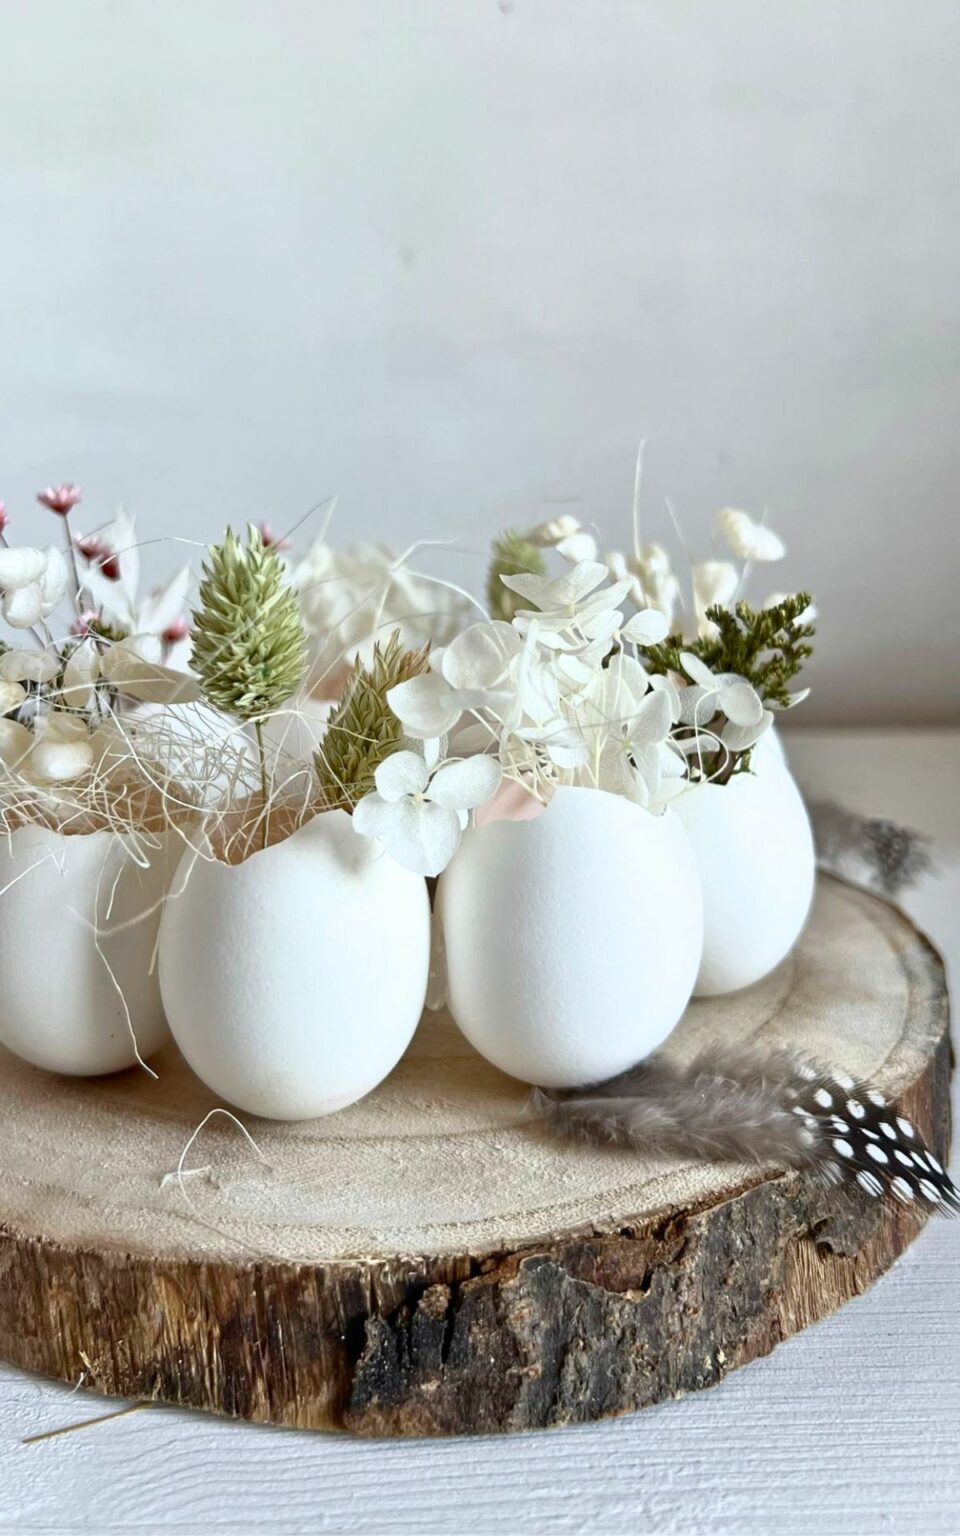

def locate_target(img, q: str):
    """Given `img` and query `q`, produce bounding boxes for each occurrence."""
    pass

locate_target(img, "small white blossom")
[691,560,738,640]
[607,544,680,626]
[580,656,676,807]
[524,515,583,547]
[716,507,786,562]
[353,750,502,875]
[520,514,600,565]
[386,670,471,740]
[79,509,194,667]
[677,653,772,750]
[620,608,670,645]
[502,562,633,650]
[388,621,530,741]
[439,621,521,692]
[556,531,599,564]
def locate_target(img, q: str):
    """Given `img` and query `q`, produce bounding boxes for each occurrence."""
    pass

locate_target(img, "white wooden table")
[2,730,957,1536]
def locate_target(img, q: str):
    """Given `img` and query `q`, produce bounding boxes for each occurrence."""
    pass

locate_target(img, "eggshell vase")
[0,824,175,1075]
[672,763,815,997]
[438,786,703,1088]
[158,810,431,1120]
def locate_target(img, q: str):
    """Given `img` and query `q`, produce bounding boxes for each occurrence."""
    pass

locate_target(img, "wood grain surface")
[1,731,958,1532]
[0,869,950,1436]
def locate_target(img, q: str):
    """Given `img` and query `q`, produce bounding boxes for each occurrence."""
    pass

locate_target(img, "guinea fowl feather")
[529,1042,959,1215]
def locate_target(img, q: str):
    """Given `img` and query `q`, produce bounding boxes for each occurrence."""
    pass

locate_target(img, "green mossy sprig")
[315,631,430,810]
[84,617,127,645]
[191,526,307,722]
[486,531,546,622]
[642,592,816,708]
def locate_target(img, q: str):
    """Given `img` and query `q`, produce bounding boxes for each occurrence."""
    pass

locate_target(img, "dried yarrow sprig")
[486,531,546,623]
[638,592,816,781]
[643,593,815,710]
[315,631,429,810]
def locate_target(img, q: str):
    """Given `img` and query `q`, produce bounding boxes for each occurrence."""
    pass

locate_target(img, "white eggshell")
[158,810,430,1119]
[0,825,176,1075]
[672,764,815,997]
[438,786,703,1088]
[753,722,787,769]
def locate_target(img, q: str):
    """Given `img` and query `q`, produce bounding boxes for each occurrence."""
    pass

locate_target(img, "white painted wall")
[1,0,958,723]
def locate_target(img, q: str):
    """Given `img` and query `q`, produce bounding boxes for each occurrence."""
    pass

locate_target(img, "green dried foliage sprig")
[643,592,815,708]
[486,530,546,622]
[191,526,307,722]
[84,617,127,645]
[315,631,429,810]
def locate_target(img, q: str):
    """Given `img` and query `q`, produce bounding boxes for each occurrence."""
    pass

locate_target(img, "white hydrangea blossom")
[344,498,810,874]
[377,561,713,839]
[353,748,502,876]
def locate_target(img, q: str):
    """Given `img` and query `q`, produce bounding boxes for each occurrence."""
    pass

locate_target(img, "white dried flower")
[0,546,68,628]
[691,560,739,640]
[524,515,583,547]
[291,540,468,692]
[607,543,680,625]
[80,508,193,658]
[716,508,786,562]
[354,749,502,875]
[677,653,772,751]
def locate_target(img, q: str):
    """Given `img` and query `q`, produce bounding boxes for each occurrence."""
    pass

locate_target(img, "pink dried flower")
[71,610,99,637]
[74,534,121,581]
[257,521,291,552]
[162,616,191,646]
[0,500,6,535]
[37,483,82,516]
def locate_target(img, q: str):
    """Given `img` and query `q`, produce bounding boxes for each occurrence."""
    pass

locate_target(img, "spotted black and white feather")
[530,1044,958,1216]
[786,1064,958,1213]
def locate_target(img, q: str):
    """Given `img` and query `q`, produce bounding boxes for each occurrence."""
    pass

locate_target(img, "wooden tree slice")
[0,875,951,1436]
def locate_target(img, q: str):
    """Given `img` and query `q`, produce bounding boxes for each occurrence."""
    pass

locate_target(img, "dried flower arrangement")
[0,489,200,841]
[0,468,955,1226]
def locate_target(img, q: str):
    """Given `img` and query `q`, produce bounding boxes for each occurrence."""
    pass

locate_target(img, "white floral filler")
[347,502,814,878]
[290,535,470,698]
[353,742,502,878]
[0,487,225,856]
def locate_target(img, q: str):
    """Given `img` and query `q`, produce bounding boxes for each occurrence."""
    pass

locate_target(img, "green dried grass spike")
[191,525,307,721]
[316,631,430,809]
[486,530,546,622]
